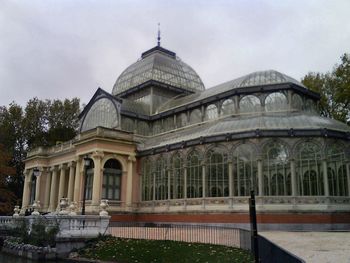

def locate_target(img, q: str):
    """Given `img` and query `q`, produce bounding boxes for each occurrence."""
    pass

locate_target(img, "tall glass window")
[327,144,348,196]
[154,157,168,200]
[239,95,261,113]
[102,159,122,200]
[296,142,323,196]
[176,113,188,128]
[206,147,229,197]
[141,158,153,201]
[170,153,184,199]
[186,151,203,198]
[233,144,258,196]
[262,142,291,196]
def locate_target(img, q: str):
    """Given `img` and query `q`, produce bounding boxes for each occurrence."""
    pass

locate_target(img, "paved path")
[260,231,350,263]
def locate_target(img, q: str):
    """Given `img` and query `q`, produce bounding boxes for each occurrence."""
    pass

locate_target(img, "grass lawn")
[78,236,254,263]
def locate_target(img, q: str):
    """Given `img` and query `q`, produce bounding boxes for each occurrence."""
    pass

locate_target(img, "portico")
[21,127,138,215]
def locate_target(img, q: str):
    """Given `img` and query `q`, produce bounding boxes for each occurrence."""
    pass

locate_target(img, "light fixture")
[33,167,40,177]
[83,155,90,167]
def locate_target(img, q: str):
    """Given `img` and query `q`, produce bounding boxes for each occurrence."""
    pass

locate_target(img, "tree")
[302,53,350,124]
[0,144,17,215]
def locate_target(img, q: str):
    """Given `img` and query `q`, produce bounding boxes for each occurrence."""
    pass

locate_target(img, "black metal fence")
[108,222,251,250]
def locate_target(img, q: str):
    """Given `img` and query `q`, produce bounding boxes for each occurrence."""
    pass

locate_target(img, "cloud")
[0,0,349,107]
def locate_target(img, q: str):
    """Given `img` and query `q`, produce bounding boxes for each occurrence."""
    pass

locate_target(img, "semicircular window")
[205,104,218,120]
[265,92,288,112]
[221,99,235,116]
[239,95,261,113]
[81,98,119,132]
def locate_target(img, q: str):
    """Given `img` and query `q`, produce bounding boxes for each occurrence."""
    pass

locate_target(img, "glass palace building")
[22,44,350,230]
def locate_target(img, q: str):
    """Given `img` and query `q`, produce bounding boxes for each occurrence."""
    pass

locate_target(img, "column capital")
[23,169,30,177]
[92,151,104,160]
[59,163,68,170]
[68,161,76,168]
[50,166,58,172]
[128,155,136,162]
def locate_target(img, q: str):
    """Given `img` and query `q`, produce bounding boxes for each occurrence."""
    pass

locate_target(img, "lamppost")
[81,156,90,215]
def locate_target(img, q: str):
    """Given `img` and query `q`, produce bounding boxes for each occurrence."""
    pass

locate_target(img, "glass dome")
[112,46,205,96]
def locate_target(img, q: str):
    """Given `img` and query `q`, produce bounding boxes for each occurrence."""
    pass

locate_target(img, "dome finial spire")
[157,23,161,47]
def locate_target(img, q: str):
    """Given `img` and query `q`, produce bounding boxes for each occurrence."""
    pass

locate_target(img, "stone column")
[290,159,297,196]
[126,155,136,208]
[44,169,52,210]
[49,166,58,212]
[34,168,42,203]
[73,157,82,202]
[21,169,31,213]
[257,159,263,196]
[92,151,104,207]
[322,159,329,196]
[57,164,67,206]
[228,161,233,196]
[67,161,76,202]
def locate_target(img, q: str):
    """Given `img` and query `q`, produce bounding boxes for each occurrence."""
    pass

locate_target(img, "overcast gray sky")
[1,0,349,107]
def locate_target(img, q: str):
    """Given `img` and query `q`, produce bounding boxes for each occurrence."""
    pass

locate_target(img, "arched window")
[85,159,94,200]
[170,153,184,199]
[233,144,258,196]
[176,112,188,128]
[327,144,348,196]
[305,99,316,113]
[163,117,175,131]
[190,109,202,124]
[187,151,203,198]
[206,147,229,197]
[221,99,235,116]
[291,93,303,111]
[296,142,323,196]
[153,120,162,135]
[81,98,119,132]
[239,95,261,113]
[154,157,168,200]
[262,142,291,196]
[137,121,150,136]
[102,159,122,200]
[121,117,134,132]
[141,158,153,201]
[265,92,288,112]
[205,104,218,120]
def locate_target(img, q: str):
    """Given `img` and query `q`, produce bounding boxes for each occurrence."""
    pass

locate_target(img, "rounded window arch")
[137,121,149,136]
[296,142,323,196]
[265,92,288,112]
[102,159,122,200]
[153,120,162,135]
[233,144,258,196]
[190,109,202,124]
[292,93,303,111]
[81,98,119,132]
[239,95,261,113]
[177,112,188,128]
[221,99,235,116]
[205,104,218,120]
[163,117,175,131]
[170,153,184,199]
[141,158,152,201]
[206,147,229,197]
[262,141,291,196]
[327,143,348,196]
[186,150,203,198]
[154,156,168,200]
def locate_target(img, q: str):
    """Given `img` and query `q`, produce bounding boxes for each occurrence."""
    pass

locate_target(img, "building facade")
[22,44,350,229]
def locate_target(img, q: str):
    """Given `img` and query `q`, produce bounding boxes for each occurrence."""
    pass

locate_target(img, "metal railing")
[108,222,251,250]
